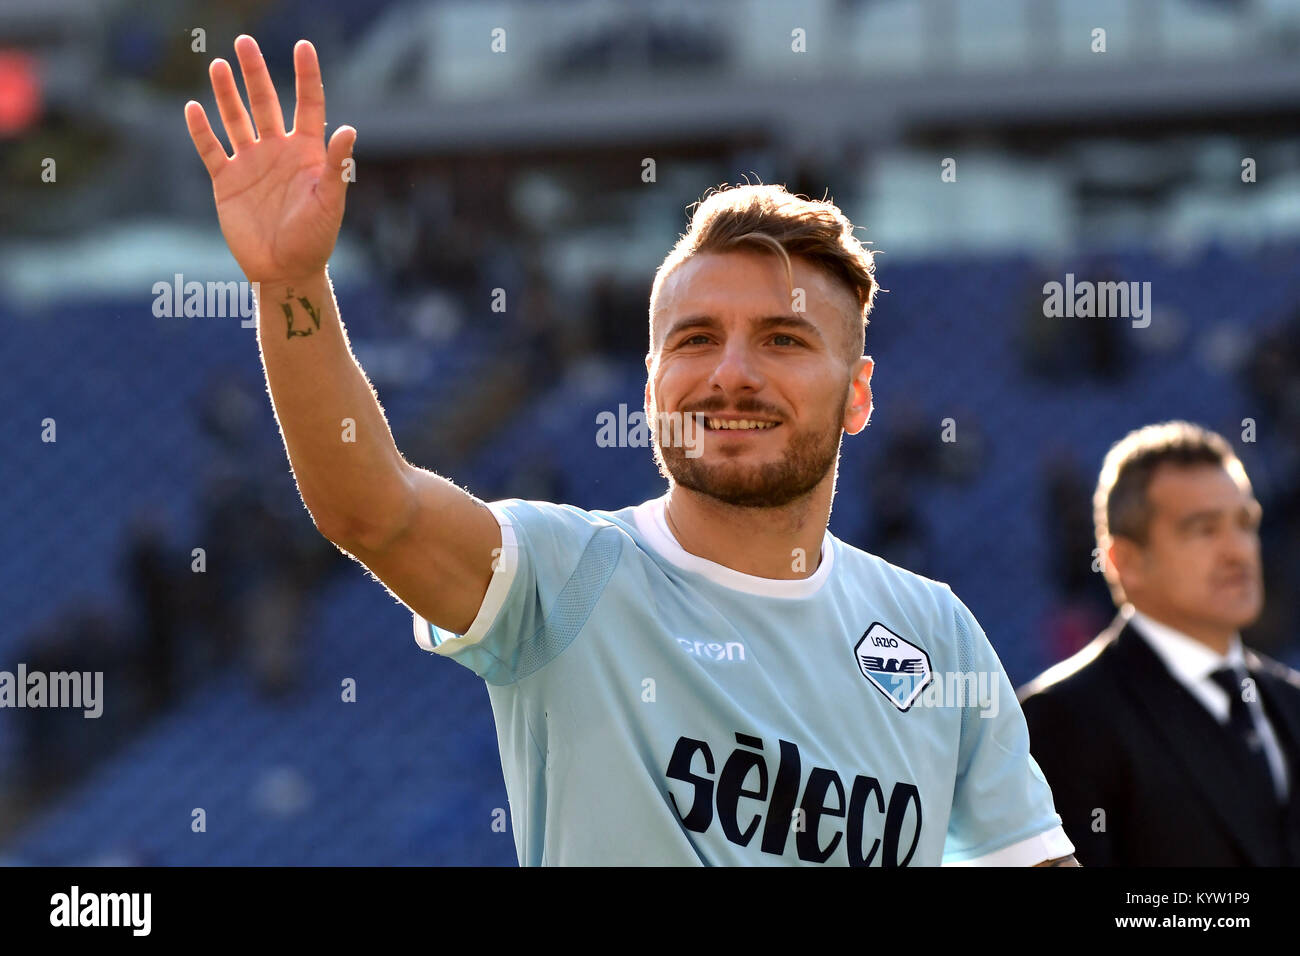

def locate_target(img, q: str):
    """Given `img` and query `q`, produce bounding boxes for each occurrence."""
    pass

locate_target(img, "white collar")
[1126,605,1245,683]
[630,495,834,598]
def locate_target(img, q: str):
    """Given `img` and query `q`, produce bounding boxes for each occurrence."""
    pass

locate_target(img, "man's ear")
[1108,536,1144,598]
[843,356,874,436]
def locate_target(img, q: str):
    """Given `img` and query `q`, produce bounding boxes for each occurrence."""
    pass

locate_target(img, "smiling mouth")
[702,418,781,431]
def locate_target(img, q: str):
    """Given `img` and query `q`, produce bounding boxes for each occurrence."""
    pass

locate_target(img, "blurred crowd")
[7,373,346,823]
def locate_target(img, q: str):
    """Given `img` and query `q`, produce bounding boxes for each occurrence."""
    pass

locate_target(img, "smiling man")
[405,187,1077,867]
[186,36,1075,865]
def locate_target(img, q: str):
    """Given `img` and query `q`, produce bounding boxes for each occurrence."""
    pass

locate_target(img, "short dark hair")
[649,183,878,361]
[1094,422,1250,600]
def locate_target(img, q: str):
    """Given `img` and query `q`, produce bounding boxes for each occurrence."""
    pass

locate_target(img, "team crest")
[854,623,933,712]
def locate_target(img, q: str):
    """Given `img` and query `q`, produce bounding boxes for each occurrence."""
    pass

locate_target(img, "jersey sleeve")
[409,498,620,685]
[940,592,1075,866]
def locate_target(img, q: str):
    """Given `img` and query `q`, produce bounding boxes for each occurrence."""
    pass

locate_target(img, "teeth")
[705,418,778,430]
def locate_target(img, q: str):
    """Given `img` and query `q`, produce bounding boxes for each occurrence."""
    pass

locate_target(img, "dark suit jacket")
[1018,615,1300,866]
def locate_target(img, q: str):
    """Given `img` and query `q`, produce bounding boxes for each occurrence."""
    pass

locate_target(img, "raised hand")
[184,35,356,286]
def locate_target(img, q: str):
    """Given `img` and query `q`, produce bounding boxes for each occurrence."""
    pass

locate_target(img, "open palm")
[184,36,356,285]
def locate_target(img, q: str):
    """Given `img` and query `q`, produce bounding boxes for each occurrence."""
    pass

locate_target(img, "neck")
[664,477,832,579]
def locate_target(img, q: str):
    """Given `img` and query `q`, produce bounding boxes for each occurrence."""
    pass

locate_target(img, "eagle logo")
[854,623,933,712]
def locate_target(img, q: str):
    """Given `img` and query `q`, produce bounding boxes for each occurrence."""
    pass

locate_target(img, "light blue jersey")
[411,496,1072,866]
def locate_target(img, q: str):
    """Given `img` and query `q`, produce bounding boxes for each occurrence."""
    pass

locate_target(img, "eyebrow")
[662,313,827,345]
[1175,510,1221,529]
[1174,501,1262,530]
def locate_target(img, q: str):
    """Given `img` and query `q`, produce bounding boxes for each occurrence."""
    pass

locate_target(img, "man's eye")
[771,334,799,346]
[683,334,711,345]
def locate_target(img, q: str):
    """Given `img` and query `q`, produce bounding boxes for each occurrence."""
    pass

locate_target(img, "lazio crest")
[854,622,934,712]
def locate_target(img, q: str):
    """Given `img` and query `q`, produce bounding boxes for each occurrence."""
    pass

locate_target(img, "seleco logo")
[665,732,924,866]
[854,623,933,712]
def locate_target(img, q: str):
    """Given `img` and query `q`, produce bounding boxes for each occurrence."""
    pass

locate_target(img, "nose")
[1222,522,1260,568]
[707,339,763,395]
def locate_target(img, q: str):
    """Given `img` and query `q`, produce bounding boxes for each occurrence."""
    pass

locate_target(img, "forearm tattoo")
[280,288,322,339]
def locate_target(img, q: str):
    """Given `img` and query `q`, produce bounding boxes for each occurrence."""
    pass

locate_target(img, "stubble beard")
[651,402,845,509]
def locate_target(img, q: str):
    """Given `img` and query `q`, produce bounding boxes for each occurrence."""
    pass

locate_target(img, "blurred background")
[1,0,1299,865]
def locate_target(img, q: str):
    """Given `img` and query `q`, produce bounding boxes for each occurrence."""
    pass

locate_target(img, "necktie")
[1208,666,1278,801]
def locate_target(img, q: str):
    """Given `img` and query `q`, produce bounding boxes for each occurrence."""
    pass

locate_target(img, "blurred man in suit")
[1019,421,1300,865]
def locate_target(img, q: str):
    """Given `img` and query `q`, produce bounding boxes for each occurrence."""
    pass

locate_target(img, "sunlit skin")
[1108,463,1264,654]
[644,250,873,579]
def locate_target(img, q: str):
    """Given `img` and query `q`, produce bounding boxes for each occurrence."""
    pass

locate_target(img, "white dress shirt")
[1127,605,1289,801]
